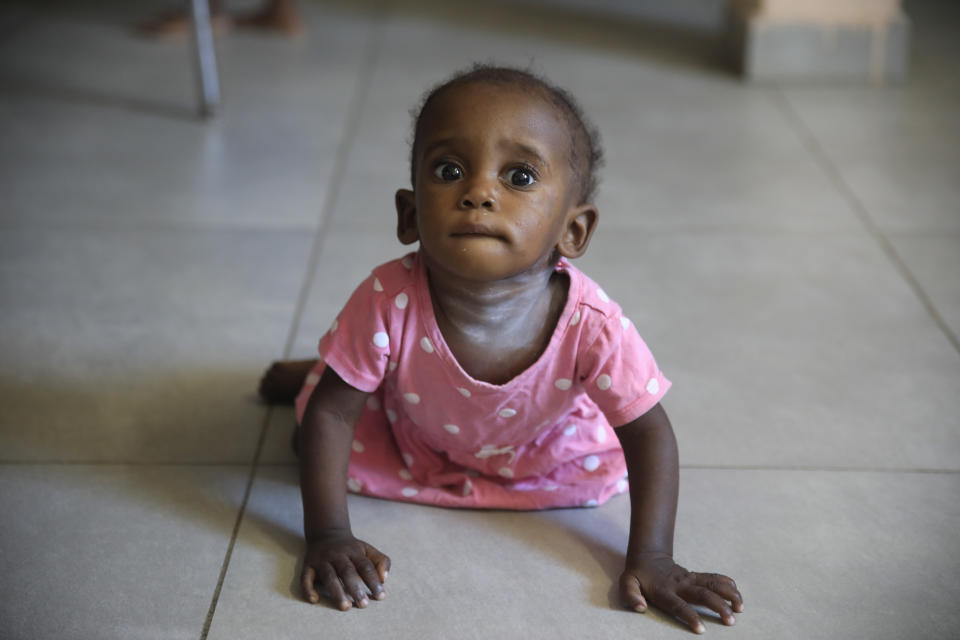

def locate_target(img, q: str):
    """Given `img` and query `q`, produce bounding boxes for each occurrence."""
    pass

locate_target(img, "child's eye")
[433,162,463,182]
[505,167,537,187]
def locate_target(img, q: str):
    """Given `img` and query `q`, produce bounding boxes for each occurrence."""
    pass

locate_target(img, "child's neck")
[423,258,568,385]
[429,266,553,328]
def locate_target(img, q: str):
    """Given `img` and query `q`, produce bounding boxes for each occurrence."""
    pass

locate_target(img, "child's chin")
[423,242,546,282]
[450,256,532,282]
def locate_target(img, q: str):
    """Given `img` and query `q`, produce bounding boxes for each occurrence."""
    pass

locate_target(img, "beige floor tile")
[0,226,309,462]
[888,232,960,341]
[0,463,250,640]
[208,466,960,640]
[577,230,960,470]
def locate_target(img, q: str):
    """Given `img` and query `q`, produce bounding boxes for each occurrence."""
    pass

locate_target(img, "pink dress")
[295,251,670,510]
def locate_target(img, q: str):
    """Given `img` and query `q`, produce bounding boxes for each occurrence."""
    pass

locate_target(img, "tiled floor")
[1,1,958,639]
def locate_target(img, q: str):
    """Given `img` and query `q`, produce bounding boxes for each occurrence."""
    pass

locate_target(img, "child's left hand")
[619,552,743,634]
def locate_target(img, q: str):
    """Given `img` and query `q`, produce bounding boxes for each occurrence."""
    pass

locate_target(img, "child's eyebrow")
[421,137,551,169]
[422,137,458,158]
[500,140,551,169]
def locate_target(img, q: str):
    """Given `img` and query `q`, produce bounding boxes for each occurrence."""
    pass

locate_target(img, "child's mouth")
[451,224,505,240]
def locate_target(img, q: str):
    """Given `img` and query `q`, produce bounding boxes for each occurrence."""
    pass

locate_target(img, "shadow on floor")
[0,76,201,121]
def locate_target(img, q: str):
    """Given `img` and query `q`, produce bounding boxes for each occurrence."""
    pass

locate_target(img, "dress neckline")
[412,251,580,390]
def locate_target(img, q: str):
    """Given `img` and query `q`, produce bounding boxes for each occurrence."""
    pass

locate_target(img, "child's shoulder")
[560,260,625,324]
[365,251,419,297]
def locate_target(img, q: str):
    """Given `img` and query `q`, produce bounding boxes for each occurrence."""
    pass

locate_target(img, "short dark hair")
[409,64,604,204]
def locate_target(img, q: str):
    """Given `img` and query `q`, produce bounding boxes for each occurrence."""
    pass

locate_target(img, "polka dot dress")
[294,252,671,510]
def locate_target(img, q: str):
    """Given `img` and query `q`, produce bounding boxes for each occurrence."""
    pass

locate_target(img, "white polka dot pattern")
[646,378,660,394]
[498,467,514,478]
[583,455,600,472]
[570,310,581,326]
[402,453,414,467]
[443,423,460,434]
[403,392,420,404]
[366,396,380,411]
[554,378,572,390]
[401,487,418,497]
[563,424,577,436]
[398,469,413,480]
[373,278,383,292]
[352,440,365,453]
[386,409,397,423]
[596,374,612,390]
[305,372,320,386]
[457,387,471,398]
[420,337,434,353]
[596,425,608,443]
[596,288,610,303]
[394,293,408,309]
[372,332,389,348]
[347,478,362,492]
[498,408,517,418]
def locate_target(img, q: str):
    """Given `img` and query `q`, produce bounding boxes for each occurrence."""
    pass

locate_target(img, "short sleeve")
[576,312,671,427]
[317,274,395,393]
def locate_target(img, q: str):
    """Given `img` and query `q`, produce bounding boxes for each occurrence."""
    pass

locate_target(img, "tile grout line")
[197,7,386,640]
[198,405,273,640]
[278,12,386,362]
[768,87,960,356]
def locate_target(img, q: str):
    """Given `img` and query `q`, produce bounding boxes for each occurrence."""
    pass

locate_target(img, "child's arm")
[614,403,743,634]
[298,367,390,610]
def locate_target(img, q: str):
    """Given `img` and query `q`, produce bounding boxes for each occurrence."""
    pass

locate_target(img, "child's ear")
[395,189,419,245]
[556,204,598,259]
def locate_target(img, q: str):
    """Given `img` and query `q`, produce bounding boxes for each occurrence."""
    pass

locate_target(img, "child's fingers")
[332,557,371,608]
[314,563,351,611]
[364,542,391,583]
[618,573,648,612]
[301,566,320,604]
[656,592,706,634]
[695,573,743,612]
[685,586,735,626]
[352,555,385,600]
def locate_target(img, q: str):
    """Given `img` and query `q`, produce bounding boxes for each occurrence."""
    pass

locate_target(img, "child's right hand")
[300,530,391,610]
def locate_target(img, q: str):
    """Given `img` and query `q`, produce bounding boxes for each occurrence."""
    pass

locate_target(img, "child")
[260,65,743,634]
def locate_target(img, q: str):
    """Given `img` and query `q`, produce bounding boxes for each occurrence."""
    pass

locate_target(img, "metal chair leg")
[189,0,220,118]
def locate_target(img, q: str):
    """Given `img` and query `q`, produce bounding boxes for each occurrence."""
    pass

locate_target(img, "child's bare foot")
[135,9,233,39]
[258,359,318,404]
[235,0,304,36]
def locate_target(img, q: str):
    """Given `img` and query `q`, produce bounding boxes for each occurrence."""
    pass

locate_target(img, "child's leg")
[258,358,319,404]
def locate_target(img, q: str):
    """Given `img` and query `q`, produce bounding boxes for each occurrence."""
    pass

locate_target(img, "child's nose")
[458,180,498,211]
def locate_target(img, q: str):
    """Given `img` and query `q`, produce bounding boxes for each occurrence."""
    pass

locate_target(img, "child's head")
[409,65,603,206]
[396,65,604,282]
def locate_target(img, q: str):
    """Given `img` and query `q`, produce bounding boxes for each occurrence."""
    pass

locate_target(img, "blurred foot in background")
[137,0,304,38]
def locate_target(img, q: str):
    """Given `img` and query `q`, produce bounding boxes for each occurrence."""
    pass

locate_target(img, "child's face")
[399,82,587,283]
